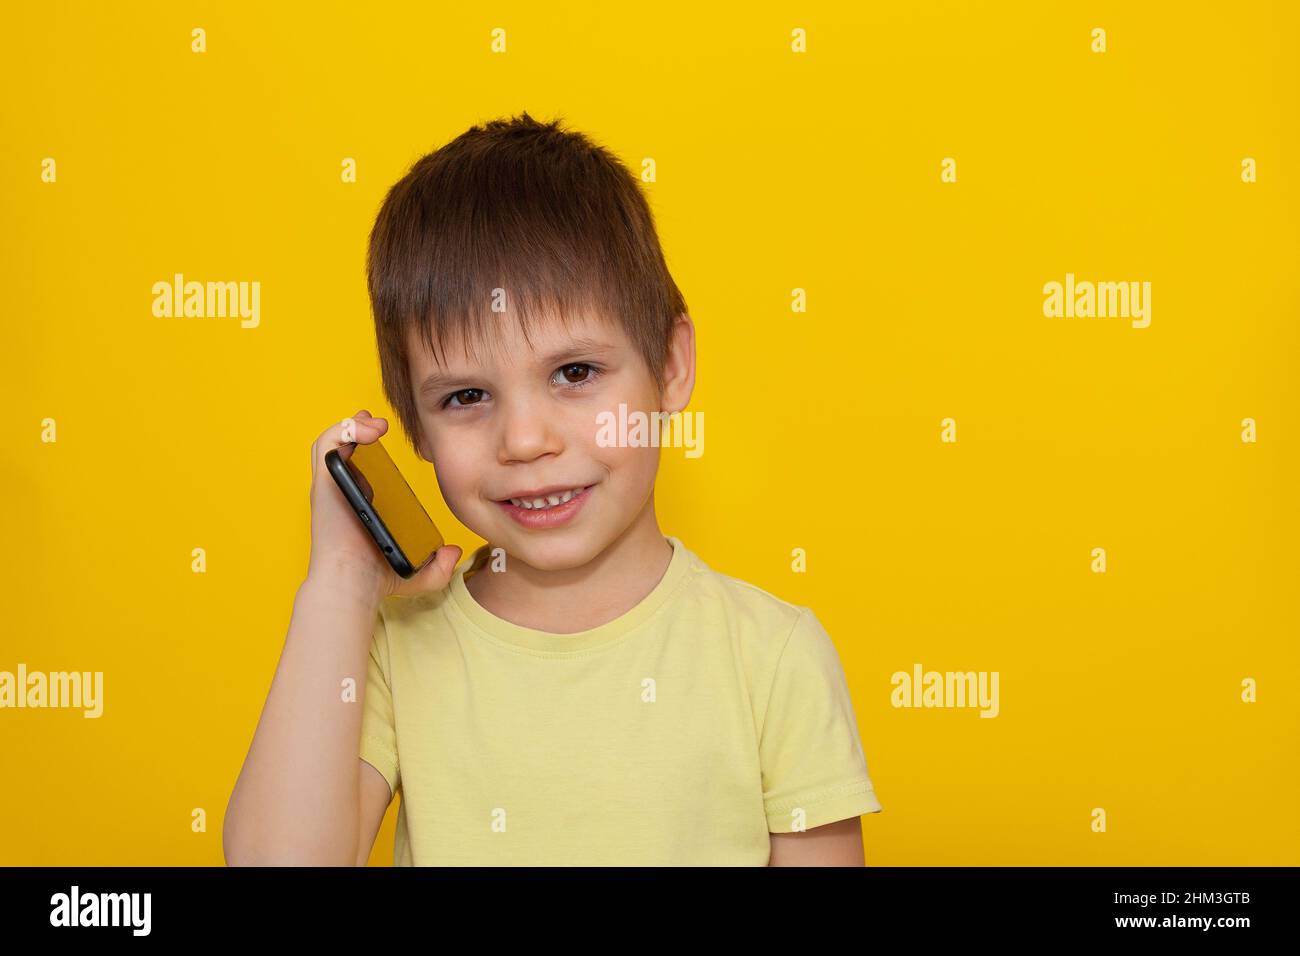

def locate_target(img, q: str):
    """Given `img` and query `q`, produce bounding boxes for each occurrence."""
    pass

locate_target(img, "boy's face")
[406,310,691,572]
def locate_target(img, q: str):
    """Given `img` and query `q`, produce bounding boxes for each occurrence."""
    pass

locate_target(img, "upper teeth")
[509,487,586,509]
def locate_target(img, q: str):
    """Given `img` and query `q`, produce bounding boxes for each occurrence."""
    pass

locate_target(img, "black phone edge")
[324,446,428,579]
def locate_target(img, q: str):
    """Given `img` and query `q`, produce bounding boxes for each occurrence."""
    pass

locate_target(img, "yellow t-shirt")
[359,534,883,865]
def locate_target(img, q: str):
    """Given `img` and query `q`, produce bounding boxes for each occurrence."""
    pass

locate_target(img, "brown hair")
[366,111,688,457]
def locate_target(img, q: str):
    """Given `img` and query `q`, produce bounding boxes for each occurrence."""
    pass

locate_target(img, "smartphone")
[325,438,444,578]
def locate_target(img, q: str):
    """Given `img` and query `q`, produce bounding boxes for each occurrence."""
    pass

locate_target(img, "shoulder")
[673,542,851,731]
[673,539,815,655]
[370,586,456,658]
[377,586,453,626]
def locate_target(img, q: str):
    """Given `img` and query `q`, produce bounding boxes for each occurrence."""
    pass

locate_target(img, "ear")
[659,312,696,415]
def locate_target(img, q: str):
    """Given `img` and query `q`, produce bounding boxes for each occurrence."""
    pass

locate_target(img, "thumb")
[392,544,463,598]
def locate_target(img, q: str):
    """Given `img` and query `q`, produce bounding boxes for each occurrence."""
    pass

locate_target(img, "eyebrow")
[417,336,617,397]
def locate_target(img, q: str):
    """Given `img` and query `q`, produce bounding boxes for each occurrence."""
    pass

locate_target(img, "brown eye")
[444,388,484,408]
[555,363,600,387]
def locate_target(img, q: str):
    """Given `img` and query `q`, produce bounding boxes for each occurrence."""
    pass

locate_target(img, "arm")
[222,410,459,866]
[768,816,866,866]
[355,759,394,865]
[759,610,882,867]
[223,571,386,866]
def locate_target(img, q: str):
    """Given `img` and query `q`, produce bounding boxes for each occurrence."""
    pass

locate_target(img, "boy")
[224,113,883,866]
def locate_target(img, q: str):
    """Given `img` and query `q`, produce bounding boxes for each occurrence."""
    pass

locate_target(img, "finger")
[328,414,388,462]
[391,545,462,598]
[354,410,390,427]
[355,417,389,441]
[341,420,388,463]
[311,410,390,482]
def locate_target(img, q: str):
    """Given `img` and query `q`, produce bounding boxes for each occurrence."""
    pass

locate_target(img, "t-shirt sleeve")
[759,607,883,832]
[359,607,400,797]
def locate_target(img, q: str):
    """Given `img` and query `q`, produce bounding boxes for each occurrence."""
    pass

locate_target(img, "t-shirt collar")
[446,535,692,656]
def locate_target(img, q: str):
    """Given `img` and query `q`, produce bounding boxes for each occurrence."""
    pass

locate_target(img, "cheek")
[600,442,660,492]
[427,431,486,498]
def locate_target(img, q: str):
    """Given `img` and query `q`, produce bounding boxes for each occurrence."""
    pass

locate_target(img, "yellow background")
[2,1,1296,865]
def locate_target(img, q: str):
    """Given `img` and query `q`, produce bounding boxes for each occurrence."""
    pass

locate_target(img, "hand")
[305,409,463,601]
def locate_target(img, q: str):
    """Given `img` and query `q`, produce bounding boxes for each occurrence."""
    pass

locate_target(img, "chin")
[505,532,603,572]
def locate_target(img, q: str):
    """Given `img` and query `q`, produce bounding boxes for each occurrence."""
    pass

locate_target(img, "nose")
[496,391,563,465]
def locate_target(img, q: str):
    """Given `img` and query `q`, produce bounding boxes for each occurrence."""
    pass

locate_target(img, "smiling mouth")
[498,485,595,511]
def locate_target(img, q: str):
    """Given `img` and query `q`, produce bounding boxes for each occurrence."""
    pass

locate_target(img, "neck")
[465,498,673,634]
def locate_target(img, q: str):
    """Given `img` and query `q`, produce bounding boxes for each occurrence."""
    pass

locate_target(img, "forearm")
[224,571,380,865]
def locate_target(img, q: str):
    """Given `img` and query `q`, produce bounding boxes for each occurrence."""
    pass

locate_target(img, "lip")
[495,482,589,501]
[495,484,594,530]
